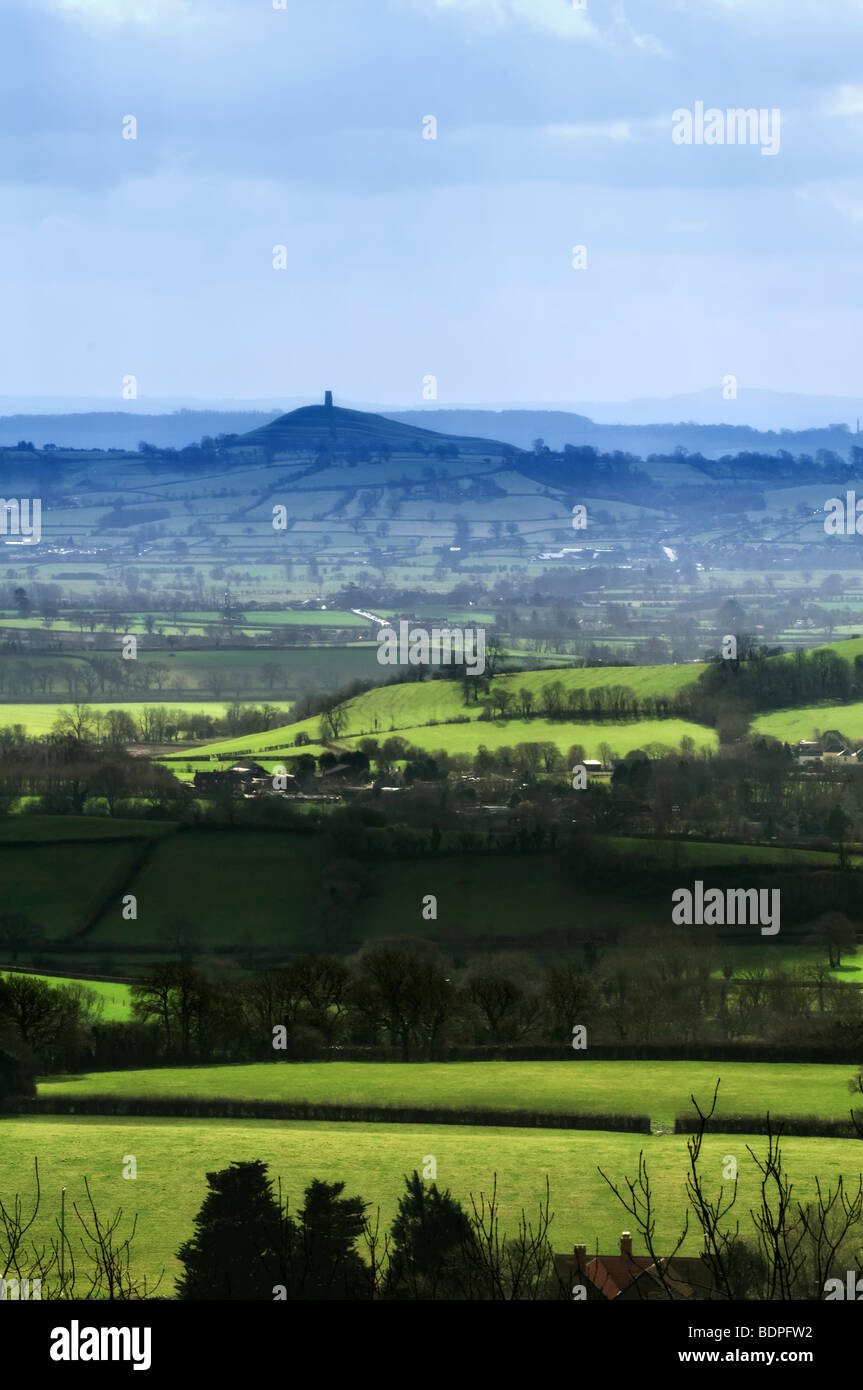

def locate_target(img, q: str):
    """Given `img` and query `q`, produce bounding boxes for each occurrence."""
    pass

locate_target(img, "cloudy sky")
[2,0,863,407]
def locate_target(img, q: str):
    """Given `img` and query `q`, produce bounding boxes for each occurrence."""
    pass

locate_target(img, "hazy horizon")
[3,386,863,435]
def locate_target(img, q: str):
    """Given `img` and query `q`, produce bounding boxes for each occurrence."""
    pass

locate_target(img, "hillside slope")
[186,660,709,760]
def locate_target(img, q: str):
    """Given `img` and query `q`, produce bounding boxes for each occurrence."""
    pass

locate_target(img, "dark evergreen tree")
[385,1171,475,1299]
[175,1160,286,1299]
[289,1178,369,1299]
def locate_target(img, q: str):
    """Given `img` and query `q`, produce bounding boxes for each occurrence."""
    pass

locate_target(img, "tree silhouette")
[289,1179,368,1299]
[175,1160,284,1299]
[385,1171,475,1299]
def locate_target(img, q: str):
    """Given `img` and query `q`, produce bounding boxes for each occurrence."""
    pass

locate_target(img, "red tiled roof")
[586,1255,653,1299]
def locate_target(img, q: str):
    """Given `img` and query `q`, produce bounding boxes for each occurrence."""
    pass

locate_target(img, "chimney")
[573,1243,587,1273]
[620,1231,632,1258]
[324,390,333,409]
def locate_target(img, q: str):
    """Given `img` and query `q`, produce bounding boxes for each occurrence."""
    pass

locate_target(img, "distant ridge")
[1,398,858,458]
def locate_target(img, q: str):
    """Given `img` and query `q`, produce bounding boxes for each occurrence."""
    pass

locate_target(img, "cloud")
[545,119,637,143]
[406,0,603,42]
[608,0,670,58]
[822,84,863,117]
[411,0,669,56]
[33,0,192,22]
[796,179,863,222]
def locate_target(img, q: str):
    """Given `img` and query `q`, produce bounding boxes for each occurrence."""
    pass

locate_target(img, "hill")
[236,397,518,456]
[180,660,709,762]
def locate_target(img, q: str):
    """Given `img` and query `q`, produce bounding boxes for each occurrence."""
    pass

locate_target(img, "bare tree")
[0,1160,160,1299]
[600,1080,863,1301]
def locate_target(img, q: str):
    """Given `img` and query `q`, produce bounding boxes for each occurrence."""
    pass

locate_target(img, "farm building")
[193,761,299,795]
[796,738,863,766]
[555,1232,716,1301]
[796,741,825,764]
[228,760,269,780]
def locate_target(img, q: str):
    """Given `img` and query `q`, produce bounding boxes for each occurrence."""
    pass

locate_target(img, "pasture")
[84,838,640,948]
[191,661,708,759]
[0,816,176,841]
[0,1116,856,1291]
[0,841,149,938]
[0,702,233,738]
[4,974,133,1022]
[2,822,845,952]
[753,702,863,744]
[38,1058,863,1128]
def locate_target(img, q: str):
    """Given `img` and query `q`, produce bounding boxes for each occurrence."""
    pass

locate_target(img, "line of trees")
[4,925,863,1081]
[686,644,863,722]
[176,1161,564,1301]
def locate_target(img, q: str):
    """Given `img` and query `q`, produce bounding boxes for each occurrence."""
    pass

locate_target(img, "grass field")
[4,974,133,1021]
[86,829,326,948]
[608,835,842,869]
[138,646,381,693]
[6,823,841,951]
[1,1117,856,1291]
[753,702,863,744]
[0,702,233,737]
[191,662,708,760]
[0,841,148,938]
[194,713,716,763]
[0,816,176,841]
[39,1060,863,1128]
[84,838,642,948]
[345,717,716,761]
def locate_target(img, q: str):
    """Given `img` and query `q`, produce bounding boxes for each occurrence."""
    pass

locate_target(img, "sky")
[2,0,863,409]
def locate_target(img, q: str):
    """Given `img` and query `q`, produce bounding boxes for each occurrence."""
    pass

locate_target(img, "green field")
[252,609,368,626]
[0,1117,856,1291]
[6,823,840,951]
[82,837,658,948]
[138,644,382,694]
[753,702,863,744]
[608,835,843,869]
[0,816,176,842]
[341,717,716,762]
[0,702,233,738]
[194,713,715,764]
[0,841,148,938]
[191,661,707,760]
[4,974,133,1022]
[86,829,326,948]
[40,1060,863,1128]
